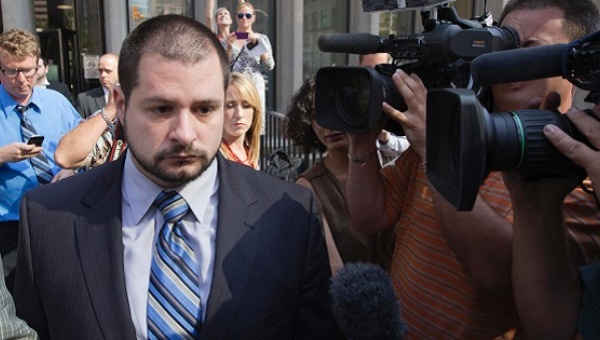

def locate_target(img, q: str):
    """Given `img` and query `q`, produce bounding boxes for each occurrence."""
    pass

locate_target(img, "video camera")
[426,29,600,211]
[315,2,519,135]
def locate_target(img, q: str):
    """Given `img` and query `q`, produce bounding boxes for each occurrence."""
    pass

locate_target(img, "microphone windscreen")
[318,33,383,55]
[471,43,566,84]
[330,262,407,340]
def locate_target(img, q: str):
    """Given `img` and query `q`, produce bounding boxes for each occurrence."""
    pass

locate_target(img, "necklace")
[222,139,256,168]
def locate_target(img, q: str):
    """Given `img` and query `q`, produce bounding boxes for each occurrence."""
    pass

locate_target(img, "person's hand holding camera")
[381,69,427,159]
[544,103,600,202]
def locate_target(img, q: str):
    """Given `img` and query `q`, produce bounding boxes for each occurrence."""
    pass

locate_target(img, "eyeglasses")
[237,13,253,19]
[0,66,38,78]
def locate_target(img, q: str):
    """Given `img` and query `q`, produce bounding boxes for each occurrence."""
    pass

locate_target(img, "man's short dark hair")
[118,14,230,100]
[499,0,600,41]
[39,55,48,67]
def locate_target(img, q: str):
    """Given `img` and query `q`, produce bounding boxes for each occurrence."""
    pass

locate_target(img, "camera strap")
[230,45,245,71]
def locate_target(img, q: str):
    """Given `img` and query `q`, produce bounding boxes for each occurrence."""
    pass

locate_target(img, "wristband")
[348,149,379,165]
[100,108,115,127]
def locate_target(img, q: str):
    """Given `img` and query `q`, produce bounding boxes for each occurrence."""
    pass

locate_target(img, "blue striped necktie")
[148,191,202,339]
[16,104,53,184]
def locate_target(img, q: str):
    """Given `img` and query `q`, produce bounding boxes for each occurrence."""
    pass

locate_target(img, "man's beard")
[125,127,216,186]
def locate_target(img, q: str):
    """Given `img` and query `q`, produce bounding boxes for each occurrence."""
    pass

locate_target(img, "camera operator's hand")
[381,69,427,159]
[544,104,600,202]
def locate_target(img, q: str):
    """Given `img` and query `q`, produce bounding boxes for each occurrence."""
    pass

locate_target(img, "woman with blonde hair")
[220,72,262,169]
[229,1,274,117]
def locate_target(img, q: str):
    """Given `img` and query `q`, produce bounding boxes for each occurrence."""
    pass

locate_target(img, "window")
[303,0,348,79]
[127,0,193,31]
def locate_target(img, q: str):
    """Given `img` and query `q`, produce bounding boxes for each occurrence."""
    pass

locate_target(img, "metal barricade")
[260,110,323,179]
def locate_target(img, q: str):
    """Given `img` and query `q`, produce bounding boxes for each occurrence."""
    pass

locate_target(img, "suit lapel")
[201,156,261,338]
[92,87,106,112]
[74,157,136,339]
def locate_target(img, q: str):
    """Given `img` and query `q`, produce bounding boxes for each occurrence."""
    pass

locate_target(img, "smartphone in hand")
[27,135,44,147]
[235,32,249,40]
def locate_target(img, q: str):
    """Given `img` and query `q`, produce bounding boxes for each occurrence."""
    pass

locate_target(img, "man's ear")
[112,83,126,123]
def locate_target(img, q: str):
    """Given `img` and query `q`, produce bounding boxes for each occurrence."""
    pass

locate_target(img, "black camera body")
[315,5,519,135]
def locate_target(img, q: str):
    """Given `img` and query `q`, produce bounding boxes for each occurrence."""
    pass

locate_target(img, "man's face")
[0,53,38,102]
[98,55,119,90]
[224,85,254,140]
[216,9,232,26]
[359,53,390,67]
[36,58,47,81]
[115,52,225,188]
[492,7,573,112]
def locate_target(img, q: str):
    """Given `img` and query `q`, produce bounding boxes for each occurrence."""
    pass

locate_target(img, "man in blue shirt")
[0,28,80,292]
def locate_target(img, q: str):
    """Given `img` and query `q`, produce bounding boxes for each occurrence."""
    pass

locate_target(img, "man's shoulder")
[222,159,311,198]
[48,80,69,90]
[78,86,104,98]
[34,87,75,109]
[26,161,119,207]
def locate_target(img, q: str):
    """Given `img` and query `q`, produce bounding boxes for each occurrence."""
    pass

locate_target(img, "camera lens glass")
[338,71,370,126]
[485,112,523,172]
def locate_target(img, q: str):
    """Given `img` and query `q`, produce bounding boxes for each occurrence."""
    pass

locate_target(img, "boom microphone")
[471,43,567,84]
[330,262,407,340]
[318,33,383,55]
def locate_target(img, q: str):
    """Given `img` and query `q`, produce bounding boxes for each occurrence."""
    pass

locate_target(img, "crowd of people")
[0,0,599,338]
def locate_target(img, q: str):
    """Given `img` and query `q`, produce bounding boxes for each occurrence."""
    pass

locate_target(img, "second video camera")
[315,5,519,135]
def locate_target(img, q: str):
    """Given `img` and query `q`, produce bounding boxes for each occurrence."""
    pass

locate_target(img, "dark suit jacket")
[15,154,343,339]
[76,86,105,119]
[47,80,76,107]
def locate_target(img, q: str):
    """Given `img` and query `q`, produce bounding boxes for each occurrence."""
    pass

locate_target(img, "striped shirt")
[382,148,600,339]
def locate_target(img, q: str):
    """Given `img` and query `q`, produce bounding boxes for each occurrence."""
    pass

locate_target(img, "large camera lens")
[315,66,403,135]
[508,109,583,178]
[483,109,587,179]
[483,110,582,178]
[339,71,370,127]
[426,89,587,211]
[485,111,522,173]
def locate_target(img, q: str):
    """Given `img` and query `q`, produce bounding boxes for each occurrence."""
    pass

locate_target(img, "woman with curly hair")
[220,72,262,169]
[283,76,393,274]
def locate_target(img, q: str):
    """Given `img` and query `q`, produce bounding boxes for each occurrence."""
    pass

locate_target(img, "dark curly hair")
[283,76,327,154]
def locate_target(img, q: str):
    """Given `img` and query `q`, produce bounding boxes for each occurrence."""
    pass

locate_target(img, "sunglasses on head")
[237,13,252,19]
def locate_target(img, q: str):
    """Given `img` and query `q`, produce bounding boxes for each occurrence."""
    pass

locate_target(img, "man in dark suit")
[35,55,76,106]
[75,53,119,119]
[15,15,342,339]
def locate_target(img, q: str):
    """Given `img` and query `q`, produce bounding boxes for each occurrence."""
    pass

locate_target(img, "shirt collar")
[0,85,41,117]
[122,149,219,225]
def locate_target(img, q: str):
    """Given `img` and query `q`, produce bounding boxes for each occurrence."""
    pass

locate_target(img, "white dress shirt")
[121,150,219,339]
[102,86,109,103]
